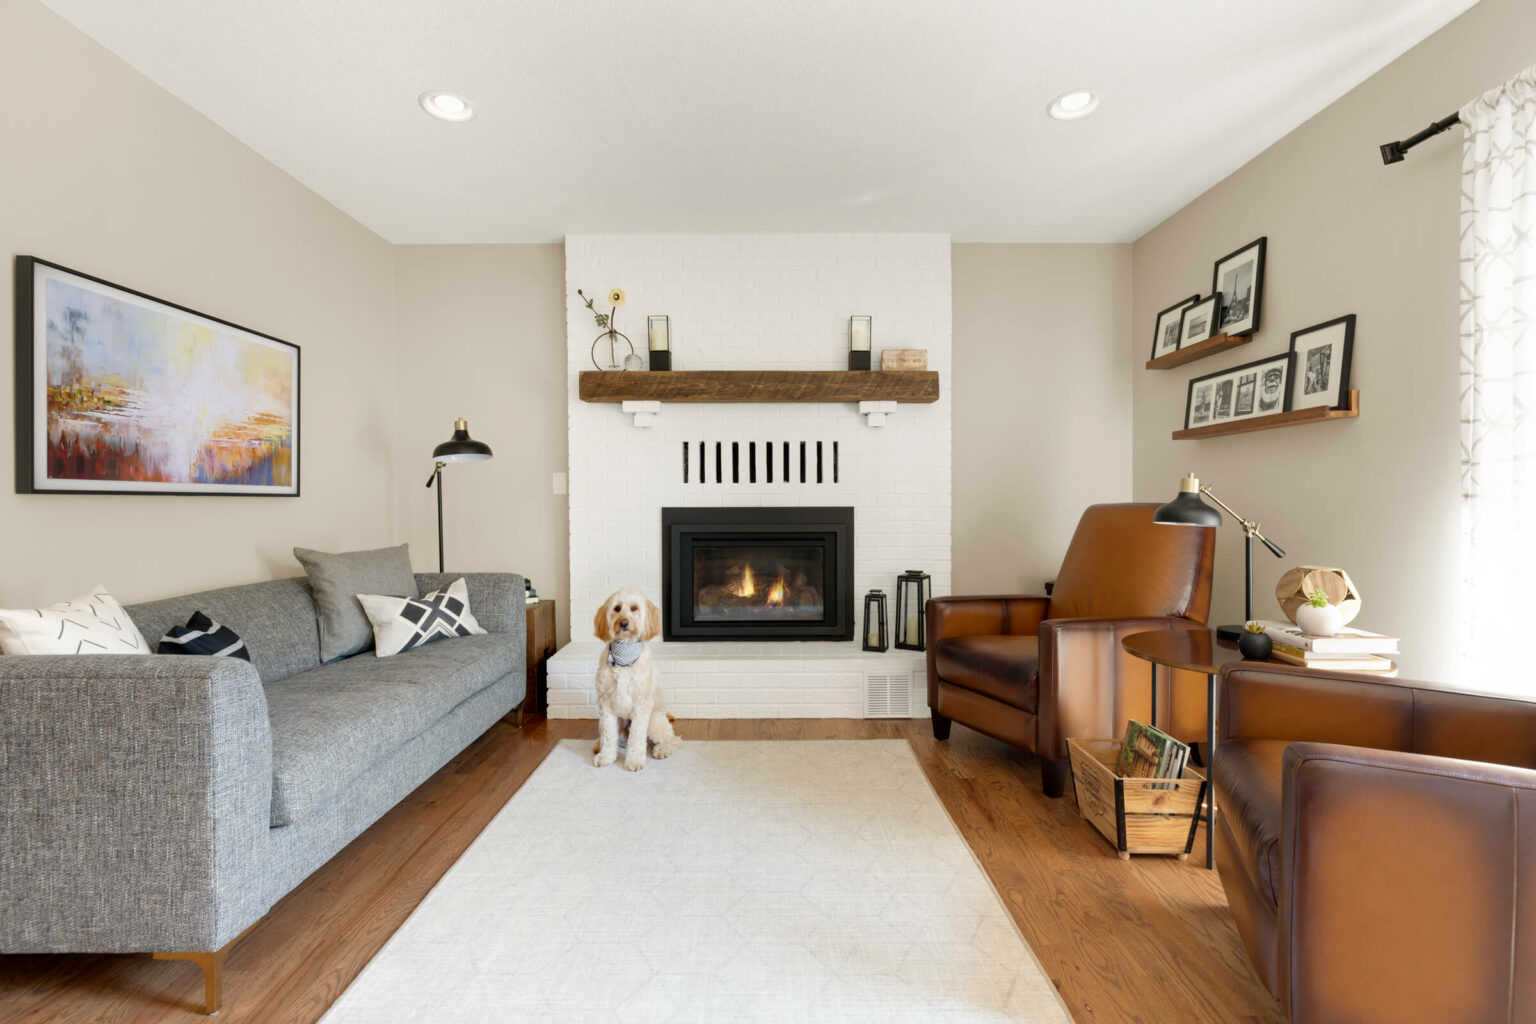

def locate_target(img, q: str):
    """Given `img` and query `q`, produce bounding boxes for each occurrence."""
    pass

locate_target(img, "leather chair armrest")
[1219,663,1417,750]
[1035,616,1205,761]
[926,595,1049,708]
[1280,743,1536,1023]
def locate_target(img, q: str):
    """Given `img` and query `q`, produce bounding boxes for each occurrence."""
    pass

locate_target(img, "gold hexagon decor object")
[1276,566,1361,626]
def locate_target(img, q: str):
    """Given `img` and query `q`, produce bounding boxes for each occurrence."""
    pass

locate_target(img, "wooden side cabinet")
[523,601,557,719]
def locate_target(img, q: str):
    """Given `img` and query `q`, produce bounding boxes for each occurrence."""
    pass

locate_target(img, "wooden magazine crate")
[1067,738,1207,860]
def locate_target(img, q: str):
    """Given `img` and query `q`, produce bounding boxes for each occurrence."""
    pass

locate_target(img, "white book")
[1257,619,1399,655]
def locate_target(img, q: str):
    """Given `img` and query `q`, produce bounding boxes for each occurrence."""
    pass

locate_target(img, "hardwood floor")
[0,717,1283,1023]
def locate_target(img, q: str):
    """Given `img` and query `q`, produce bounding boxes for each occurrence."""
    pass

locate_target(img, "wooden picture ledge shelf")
[578,370,940,404]
[1146,333,1251,370]
[1173,390,1359,440]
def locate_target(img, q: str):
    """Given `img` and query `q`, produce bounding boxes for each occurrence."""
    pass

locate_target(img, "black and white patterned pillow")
[158,611,251,661]
[356,577,486,658]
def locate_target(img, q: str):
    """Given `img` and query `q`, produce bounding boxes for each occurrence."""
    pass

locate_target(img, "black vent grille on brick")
[683,441,838,484]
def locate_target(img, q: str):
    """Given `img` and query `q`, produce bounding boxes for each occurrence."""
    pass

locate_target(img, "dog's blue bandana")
[608,639,644,667]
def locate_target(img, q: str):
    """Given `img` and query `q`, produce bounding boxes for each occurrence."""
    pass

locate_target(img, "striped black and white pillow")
[356,577,486,657]
[158,611,251,661]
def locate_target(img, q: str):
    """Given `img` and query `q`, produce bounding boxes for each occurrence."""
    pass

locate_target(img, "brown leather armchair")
[1214,663,1536,1023]
[926,503,1215,796]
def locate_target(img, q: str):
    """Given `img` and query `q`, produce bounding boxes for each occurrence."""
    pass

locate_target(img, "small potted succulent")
[1238,621,1273,660]
[1295,588,1344,637]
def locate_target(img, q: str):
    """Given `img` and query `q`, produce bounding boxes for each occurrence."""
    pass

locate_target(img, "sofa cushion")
[127,577,321,684]
[934,635,1039,713]
[1212,738,1289,908]
[293,544,417,663]
[264,633,516,826]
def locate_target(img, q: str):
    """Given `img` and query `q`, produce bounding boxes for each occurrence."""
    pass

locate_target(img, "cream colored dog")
[592,589,682,771]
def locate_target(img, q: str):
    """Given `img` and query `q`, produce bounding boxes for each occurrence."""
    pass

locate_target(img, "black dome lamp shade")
[1154,473,1284,642]
[426,419,493,572]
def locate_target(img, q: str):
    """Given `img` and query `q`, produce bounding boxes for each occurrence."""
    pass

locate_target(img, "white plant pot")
[1295,602,1344,637]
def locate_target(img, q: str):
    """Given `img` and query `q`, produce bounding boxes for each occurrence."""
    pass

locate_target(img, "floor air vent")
[864,672,913,719]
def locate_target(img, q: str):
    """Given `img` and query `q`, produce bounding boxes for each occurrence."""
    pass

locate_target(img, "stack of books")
[1116,720,1191,780]
[1255,619,1398,672]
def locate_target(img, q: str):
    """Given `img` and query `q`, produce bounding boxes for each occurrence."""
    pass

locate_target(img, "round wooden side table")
[1120,629,1244,870]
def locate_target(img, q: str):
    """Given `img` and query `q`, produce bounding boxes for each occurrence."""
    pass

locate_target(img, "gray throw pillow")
[293,544,416,662]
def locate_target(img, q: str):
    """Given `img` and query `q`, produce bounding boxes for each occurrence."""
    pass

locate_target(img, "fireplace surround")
[662,507,854,641]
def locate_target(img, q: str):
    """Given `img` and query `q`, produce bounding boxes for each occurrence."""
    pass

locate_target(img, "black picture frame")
[15,256,301,497]
[1151,294,1201,360]
[1210,237,1266,337]
[1184,351,1293,429]
[1177,293,1221,349]
[1288,314,1355,411]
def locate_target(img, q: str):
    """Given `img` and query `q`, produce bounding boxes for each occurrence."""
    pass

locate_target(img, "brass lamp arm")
[1201,486,1285,557]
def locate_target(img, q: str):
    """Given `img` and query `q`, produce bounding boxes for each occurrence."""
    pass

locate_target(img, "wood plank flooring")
[0,717,1283,1023]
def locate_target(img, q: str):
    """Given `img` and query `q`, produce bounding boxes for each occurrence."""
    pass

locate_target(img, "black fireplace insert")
[662,507,854,641]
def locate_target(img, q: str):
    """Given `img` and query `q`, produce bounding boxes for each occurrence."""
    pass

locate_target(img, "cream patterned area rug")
[321,740,1072,1023]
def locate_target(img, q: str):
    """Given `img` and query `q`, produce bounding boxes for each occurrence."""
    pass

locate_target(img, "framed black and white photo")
[1211,237,1266,337]
[1288,314,1355,411]
[1185,351,1292,429]
[1151,294,1200,360]
[1178,293,1221,349]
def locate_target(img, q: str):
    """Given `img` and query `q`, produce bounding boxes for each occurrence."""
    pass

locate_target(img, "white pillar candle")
[850,316,871,352]
[648,316,669,352]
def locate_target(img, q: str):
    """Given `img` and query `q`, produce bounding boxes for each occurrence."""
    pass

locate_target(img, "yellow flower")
[607,288,627,306]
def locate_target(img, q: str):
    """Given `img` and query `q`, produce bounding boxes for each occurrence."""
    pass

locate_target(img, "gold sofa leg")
[154,921,258,1014]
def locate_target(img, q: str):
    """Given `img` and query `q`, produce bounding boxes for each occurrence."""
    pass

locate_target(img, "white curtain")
[1460,65,1536,693]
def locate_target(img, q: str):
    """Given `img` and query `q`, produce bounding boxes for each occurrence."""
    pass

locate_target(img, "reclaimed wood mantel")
[577,370,940,404]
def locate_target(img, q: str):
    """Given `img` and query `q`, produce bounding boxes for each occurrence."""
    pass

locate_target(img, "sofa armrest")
[1035,616,1205,760]
[1218,662,1416,750]
[925,595,1050,705]
[1279,743,1536,1022]
[0,655,272,953]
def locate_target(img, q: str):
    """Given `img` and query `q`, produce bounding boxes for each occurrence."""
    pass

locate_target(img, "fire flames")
[730,564,788,606]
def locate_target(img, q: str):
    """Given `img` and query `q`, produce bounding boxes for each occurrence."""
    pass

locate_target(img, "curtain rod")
[1380,112,1461,165]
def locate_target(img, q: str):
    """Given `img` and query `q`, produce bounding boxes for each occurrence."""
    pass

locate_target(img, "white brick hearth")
[552,234,951,719]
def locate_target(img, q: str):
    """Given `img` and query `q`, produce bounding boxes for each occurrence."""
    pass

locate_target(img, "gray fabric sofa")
[0,570,525,1009]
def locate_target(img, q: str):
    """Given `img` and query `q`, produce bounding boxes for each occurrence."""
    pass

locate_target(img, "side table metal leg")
[1205,671,1216,870]
[1149,662,1159,729]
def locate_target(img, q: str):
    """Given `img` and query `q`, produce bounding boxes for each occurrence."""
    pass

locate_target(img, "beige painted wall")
[0,0,398,606]
[953,244,1134,594]
[392,245,571,643]
[1131,0,1536,682]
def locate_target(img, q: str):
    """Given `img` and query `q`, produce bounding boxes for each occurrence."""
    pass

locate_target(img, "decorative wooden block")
[1275,566,1361,626]
[880,349,928,371]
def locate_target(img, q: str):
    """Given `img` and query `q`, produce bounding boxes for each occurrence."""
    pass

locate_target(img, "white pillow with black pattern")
[356,577,486,658]
[0,586,150,656]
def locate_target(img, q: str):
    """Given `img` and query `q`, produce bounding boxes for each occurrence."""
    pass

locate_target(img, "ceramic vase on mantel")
[1295,601,1344,638]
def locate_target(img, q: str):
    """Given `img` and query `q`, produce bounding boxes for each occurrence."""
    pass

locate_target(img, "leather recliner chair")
[1214,663,1536,1023]
[925,503,1215,796]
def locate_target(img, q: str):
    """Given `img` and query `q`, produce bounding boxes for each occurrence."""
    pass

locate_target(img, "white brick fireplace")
[547,234,952,718]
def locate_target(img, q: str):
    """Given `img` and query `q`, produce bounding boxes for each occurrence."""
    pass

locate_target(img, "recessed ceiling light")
[1047,90,1099,121]
[419,91,474,122]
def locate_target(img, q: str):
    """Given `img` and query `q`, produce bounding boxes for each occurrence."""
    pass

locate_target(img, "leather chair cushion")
[1212,738,1289,908]
[934,635,1039,713]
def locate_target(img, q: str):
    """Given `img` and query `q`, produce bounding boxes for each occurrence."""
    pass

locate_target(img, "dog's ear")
[593,599,611,642]
[643,599,663,641]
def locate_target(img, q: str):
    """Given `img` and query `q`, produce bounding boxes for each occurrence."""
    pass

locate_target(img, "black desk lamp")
[1154,473,1284,643]
[425,418,492,573]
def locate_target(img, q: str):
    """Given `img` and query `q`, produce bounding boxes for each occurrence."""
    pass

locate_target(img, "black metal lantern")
[895,569,931,651]
[862,589,888,652]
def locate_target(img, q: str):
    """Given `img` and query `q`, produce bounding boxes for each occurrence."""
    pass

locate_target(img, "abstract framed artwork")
[1210,236,1266,337]
[14,257,300,496]
[1288,314,1355,411]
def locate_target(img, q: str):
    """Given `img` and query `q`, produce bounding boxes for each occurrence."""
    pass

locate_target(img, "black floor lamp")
[425,418,493,573]
[1153,473,1284,642]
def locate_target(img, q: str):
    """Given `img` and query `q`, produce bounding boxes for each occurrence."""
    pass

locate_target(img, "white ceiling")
[40,0,1476,244]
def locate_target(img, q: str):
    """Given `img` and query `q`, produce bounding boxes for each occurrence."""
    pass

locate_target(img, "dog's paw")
[622,755,645,772]
[593,751,616,767]
[650,737,682,759]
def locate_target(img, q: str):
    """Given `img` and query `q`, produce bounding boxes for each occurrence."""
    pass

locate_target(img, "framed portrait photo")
[1211,237,1266,337]
[1185,352,1292,429]
[1288,314,1355,411]
[15,257,300,496]
[1151,294,1200,360]
[1177,293,1221,349]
